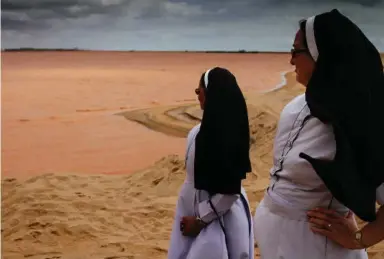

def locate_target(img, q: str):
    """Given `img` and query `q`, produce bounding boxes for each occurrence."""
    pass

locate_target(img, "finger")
[307,211,333,221]
[182,226,190,236]
[311,208,341,218]
[307,211,329,219]
[310,225,333,237]
[346,210,354,219]
[307,211,343,223]
[309,217,332,229]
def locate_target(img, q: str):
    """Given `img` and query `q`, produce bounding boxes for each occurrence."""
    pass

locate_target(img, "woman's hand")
[180,216,207,237]
[307,208,364,250]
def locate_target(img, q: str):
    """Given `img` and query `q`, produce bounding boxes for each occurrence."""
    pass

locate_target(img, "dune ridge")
[2,70,384,259]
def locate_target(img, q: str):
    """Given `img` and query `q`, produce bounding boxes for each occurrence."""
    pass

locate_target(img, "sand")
[2,52,384,259]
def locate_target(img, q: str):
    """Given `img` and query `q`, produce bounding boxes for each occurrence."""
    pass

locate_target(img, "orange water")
[1,51,292,179]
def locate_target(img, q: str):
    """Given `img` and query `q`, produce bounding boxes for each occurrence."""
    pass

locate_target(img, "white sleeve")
[198,194,239,223]
[377,183,384,205]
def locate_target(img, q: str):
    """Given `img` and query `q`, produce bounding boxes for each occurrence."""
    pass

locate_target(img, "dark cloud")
[340,0,382,6]
[2,0,383,31]
[2,0,78,10]
[1,0,142,30]
[1,0,384,51]
[1,17,48,30]
[182,0,383,6]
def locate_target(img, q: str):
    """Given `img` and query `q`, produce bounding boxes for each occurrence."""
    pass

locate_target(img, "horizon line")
[4,48,383,55]
[1,48,291,54]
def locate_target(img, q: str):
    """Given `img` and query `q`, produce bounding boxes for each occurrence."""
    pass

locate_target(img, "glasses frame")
[291,48,308,57]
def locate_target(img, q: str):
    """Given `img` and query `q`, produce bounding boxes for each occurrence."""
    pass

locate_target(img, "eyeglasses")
[291,48,308,57]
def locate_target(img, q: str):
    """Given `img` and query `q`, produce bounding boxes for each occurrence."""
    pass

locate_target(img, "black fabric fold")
[194,67,252,195]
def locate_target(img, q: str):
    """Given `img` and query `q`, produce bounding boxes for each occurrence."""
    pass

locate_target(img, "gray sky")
[1,0,384,51]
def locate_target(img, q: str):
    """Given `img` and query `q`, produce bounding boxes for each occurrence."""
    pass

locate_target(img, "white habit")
[168,123,254,259]
[253,94,375,259]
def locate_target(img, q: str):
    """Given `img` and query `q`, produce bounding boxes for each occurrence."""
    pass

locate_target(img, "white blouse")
[377,184,384,205]
[268,93,384,209]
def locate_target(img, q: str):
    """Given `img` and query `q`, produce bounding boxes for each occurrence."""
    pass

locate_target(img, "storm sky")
[2,0,384,51]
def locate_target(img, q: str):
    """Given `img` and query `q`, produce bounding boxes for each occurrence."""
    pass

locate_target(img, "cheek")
[198,93,204,102]
[308,62,315,74]
[297,58,314,74]
[295,57,305,69]
[303,62,315,77]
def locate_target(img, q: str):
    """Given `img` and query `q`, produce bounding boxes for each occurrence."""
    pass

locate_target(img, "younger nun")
[168,67,254,259]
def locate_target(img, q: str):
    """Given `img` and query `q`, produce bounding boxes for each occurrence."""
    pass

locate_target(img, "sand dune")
[3,68,384,259]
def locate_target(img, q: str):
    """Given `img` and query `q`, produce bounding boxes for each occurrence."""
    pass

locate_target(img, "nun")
[253,9,384,259]
[167,67,254,259]
[303,10,384,250]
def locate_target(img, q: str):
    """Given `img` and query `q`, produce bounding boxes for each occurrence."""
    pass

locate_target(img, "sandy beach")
[2,51,384,259]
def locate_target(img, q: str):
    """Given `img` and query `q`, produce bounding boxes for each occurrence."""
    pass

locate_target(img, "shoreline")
[117,69,295,140]
[259,69,295,94]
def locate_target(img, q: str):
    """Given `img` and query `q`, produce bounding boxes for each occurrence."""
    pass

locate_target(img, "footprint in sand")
[30,230,42,238]
[152,177,164,186]
[100,242,126,252]
[75,192,86,198]
[104,256,134,259]
[23,252,61,258]
[76,108,107,113]
[4,178,17,182]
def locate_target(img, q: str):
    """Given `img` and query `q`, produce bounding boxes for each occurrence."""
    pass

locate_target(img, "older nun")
[167,67,254,259]
[254,9,384,259]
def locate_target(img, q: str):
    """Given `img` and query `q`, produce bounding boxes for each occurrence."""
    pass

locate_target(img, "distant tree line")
[2,48,82,52]
[1,48,290,54]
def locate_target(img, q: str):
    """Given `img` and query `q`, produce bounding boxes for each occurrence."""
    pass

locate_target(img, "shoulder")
[280,94,310,119]
[284,93,307,111]
[277,93,333,137]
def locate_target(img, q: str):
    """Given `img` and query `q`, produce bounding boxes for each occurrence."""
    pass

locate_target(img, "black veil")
[299,9,384,221]
[194,67,252,195]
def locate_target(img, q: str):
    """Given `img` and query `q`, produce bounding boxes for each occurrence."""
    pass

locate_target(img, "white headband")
[305,16,319,62]
[204,68,212,88]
